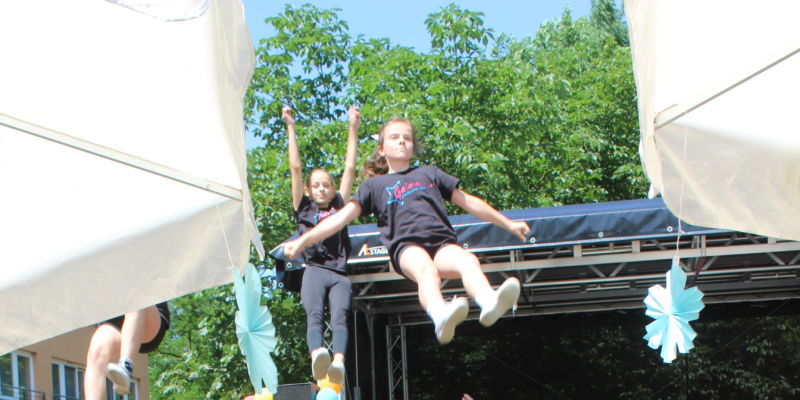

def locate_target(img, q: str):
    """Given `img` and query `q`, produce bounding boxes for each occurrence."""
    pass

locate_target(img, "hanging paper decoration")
[643,262,705,363]
[232,264,279,395]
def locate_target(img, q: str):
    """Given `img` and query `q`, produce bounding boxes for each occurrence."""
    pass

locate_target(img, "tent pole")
[0,113,243,200]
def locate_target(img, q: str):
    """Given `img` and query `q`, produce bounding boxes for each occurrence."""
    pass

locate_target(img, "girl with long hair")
[285,117,529,344]
[282,105,360,383]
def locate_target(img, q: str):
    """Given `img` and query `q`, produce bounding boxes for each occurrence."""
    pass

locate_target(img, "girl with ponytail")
[285,117,530,345]
[281,105,360,384]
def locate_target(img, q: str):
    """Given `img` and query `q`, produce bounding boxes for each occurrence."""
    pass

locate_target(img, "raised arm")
[450,188,530,242]
[284,201,362,259]
[339,106,360,202]
[282,106,304,210]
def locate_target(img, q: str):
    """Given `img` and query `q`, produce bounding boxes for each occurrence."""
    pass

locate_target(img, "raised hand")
[348,105,361,128]
[281,105,295,125]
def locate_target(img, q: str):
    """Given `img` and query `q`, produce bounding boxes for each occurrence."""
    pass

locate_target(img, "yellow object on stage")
[318,376,342,393]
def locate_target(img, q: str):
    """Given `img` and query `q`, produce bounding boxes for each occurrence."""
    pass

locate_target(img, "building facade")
[1,327,150,400]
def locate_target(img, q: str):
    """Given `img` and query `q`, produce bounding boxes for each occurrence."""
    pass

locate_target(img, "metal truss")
[350,231,800,398]
[385,317,409,400]
[352,232,800,319]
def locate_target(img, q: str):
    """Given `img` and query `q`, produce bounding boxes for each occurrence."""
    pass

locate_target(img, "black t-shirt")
[351,165,460,257]
[295,192,350,274]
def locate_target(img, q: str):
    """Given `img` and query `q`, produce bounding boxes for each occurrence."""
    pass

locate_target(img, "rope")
[673,123,690,266]
[215,203,237,269]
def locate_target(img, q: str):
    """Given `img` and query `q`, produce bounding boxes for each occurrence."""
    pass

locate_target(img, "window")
[104,381,137,400]
[51,361,84,400]
[0,352,35,400]
[52,361,137,400]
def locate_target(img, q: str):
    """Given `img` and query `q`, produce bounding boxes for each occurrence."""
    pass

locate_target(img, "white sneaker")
[112,384,128,395]
[106,362,131,395]
[479,277,521,327]
[434,297,469,345]
[310,348,331,381]
[327,359,345,384]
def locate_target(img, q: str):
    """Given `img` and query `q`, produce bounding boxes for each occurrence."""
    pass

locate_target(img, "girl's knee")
[302,296,326,315]
[87,340,104,361]
[459,250,480,265]
[442,244,475,261]
[449,250,480,272]
[436,245,478,267]
[306,309,324,323]
[417,264,441,282]
[331,312,349,329]
[87,326,118,363]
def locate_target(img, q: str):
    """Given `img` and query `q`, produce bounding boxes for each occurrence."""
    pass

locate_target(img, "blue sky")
[241,1,614,148]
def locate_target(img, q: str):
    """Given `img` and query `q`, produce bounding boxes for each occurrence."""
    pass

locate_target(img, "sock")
[426,301,447,324]
[475,290,496,309]
[120,358,134,375]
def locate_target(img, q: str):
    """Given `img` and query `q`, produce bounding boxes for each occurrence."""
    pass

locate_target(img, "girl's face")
[306,170,335,205]
[378,121,415,162]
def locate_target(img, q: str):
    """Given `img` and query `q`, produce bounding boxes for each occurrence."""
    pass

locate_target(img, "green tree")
[148,1,696,398]
[151,6,359,396]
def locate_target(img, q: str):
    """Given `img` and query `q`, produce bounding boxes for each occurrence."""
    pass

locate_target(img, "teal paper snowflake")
[643,263,705,363]
[232,264,278,394]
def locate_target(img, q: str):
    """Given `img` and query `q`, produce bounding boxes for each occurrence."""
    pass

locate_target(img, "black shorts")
[392,237,457,277]
[103,302,171,354]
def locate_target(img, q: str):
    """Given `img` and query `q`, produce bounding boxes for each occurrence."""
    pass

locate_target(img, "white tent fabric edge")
[625,0,800,241]
[0,0,264,354]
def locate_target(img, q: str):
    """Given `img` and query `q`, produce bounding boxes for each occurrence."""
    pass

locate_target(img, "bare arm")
[284,201,362,258]
[282,106,304,210]
[339,106,360,202]
[450,188,530,242]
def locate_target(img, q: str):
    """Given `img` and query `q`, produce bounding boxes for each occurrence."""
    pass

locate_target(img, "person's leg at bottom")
[85,324,121,400]
[301,267,332,380]
[107,306,160,394]
[434,244,520,327]
[326,272,352,383]
[399,245,468,344]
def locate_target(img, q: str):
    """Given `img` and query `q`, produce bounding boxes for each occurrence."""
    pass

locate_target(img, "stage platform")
[346,198,800,322]
[274,197,800,400]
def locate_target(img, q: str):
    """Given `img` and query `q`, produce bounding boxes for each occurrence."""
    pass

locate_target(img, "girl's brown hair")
[305,168,335,189]
[362,117,422,178]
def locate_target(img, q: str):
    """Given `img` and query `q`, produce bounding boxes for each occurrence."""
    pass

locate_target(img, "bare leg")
[398,246,445,310]
[433,244,494,299]
[108,306,161,394]
[119,306,160,362]
[85,324,121,400]
[434,244,520,327]
[399,245,468,344]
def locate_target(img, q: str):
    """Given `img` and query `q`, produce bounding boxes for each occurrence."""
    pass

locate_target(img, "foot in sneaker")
[479,277,521,327]
[327,359,345,384]
[434,297,469,345]
[310,348,331,381]
[106,361,131,395]
[112,383,128,395]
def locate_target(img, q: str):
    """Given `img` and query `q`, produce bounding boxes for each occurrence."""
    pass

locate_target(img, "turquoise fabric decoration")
[232,264,278,395]
[643,262,705,363]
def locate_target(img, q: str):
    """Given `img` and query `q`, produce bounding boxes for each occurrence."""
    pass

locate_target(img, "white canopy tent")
[0,0,264,354]
[625,0,800,241]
